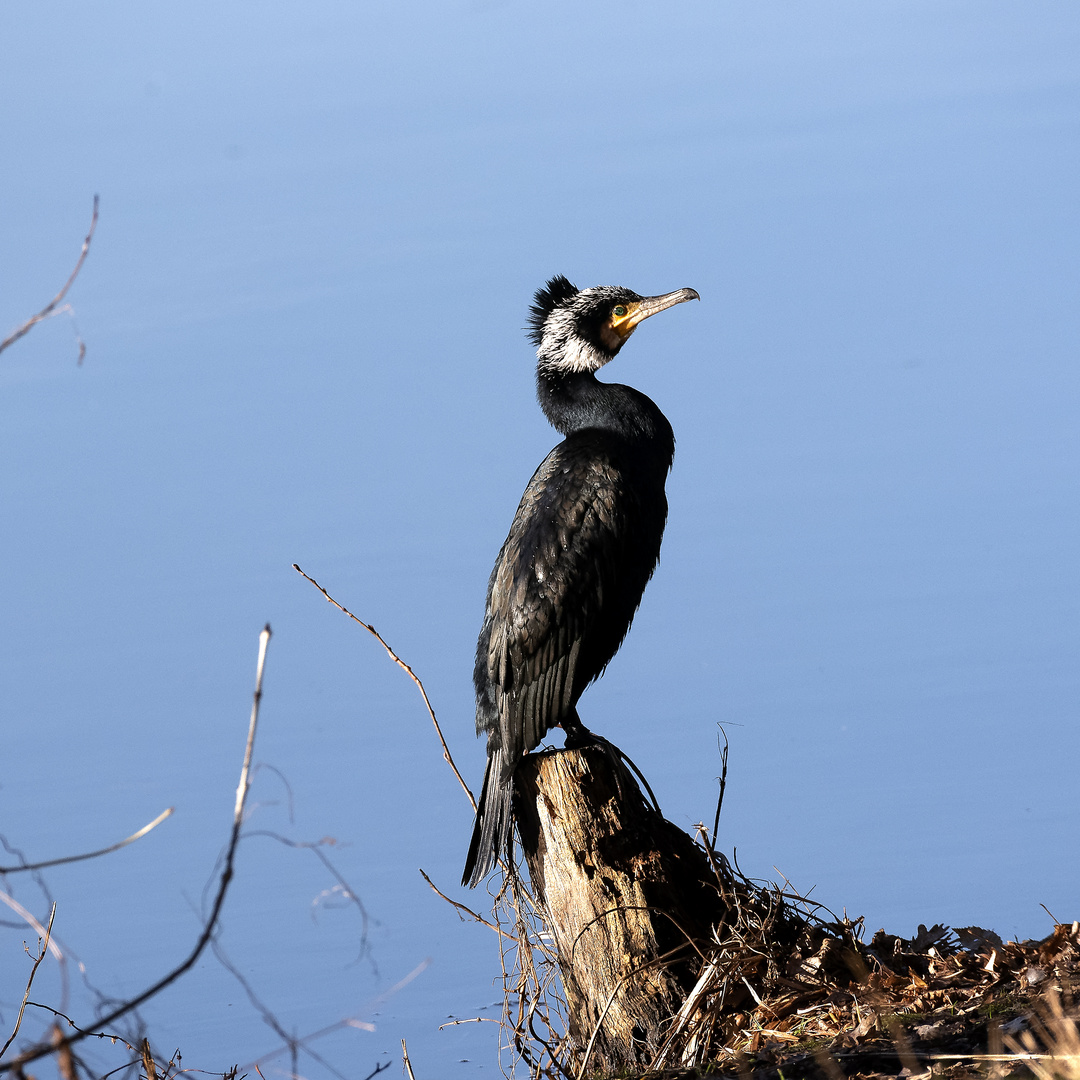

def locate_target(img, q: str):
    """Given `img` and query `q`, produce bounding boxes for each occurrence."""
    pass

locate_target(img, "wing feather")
[482,436,635,778]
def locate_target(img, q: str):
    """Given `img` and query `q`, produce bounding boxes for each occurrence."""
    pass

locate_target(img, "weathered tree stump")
[513,743,728,1074]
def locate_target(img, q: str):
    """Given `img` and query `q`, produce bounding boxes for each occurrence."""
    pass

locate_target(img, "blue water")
[3,2,1079,1076]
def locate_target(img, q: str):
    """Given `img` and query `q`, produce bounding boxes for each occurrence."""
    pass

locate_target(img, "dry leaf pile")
[652,849,1080,1079]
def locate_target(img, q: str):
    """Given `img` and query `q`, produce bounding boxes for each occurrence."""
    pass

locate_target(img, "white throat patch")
[546,335,608,373]
[537,305,610,373]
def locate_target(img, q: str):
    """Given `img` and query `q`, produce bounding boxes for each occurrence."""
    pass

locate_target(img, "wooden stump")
[513,743,728,1074]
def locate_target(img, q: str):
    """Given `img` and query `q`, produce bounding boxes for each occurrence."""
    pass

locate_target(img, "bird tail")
[461,747,513,888]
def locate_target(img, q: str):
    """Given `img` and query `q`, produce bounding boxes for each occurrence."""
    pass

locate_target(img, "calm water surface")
[2,3,1079,1076]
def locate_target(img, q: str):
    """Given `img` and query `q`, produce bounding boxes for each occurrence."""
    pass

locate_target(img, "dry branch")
[0,624,272,1073]
[418,867,511,940]
[292,563,476,810]
[0,903,56,1058]
[0,808,174,874]
[0,892,64,964]
[400,1039,416,1080]
[0,195,99,361]
[241,958,429,1075]
[243,829,372,958]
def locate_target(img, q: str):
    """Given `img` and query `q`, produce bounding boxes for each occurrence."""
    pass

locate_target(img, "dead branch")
[488,864,574,1079]
[418,868,511,940]
[0,892,64,964]
[292,563,476,811]
[0,903,56,1058]
[0,196,99,361]
[0,625,272,1074]
[242,959,429,1075]
[20,1002,132,1044]
[212,917,387,1080]
[709,724,730,855]
[242,829,372,962]
[51,1022,79,1080]
[0,808,174,874]
[140,1039,156,1080]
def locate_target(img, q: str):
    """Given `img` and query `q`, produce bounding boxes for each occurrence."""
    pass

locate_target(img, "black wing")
[480,431,652,782]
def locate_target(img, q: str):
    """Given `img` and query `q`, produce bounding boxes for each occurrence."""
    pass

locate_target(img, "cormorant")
[462,276,699,888]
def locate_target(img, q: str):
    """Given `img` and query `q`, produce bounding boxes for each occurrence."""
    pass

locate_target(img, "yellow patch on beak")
[600,289,699,352]
[608,302,643,341]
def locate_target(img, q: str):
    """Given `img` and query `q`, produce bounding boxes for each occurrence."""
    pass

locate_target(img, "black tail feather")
[462,748,513,888]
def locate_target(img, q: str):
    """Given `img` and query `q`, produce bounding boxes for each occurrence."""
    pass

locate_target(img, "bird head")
[528,276,699,374]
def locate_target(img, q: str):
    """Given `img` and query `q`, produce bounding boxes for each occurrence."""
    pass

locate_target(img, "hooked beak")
[611,287,700,339]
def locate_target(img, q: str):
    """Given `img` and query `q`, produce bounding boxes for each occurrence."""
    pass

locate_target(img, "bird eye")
[613,305,627,317]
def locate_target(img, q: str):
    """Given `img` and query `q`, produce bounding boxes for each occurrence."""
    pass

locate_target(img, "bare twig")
[251,763,296,823]
[21,1003,137,1049]
[243,959,429,1073]
[0,902,56,1058]
[710,725,730,855]
[418,868,511,939]
[51,1022,79,1080]
[0,892,64,962]
[490,866,574,1079]
[0,808,174,874]
[97,1056,142,1080]
[243,829,373,964]
[234,625,271,825]
[140,1039,157,1080]
[213,930,368,1080]
[0,625,272,1074]
[1041,902,1061,925]
[400,1039,415,1080]
[292,563,476,811]
[0,195,99,360]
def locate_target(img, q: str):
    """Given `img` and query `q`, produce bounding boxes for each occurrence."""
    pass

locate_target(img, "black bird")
[462,275,699,888]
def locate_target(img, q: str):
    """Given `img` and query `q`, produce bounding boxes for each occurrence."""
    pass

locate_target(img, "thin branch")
[243,829,374,972]
[235,625,271,825]
[418,868,511,940]
[140,1039,157,1080]
[243,959,430,1073]
[21,1003,134,1044]
[251,763,295,824]
[210,939,294,1047]
[213,930,366,1080]
[710,725,730,855]
[292,564,476,811]
[95,1054,142,1080]
[400,1039,415,1080]
[0,902,56,1058]
[0,625,272,1075]
[0,892,64,962]
[0,195,99,359]
[0,809,174,874]
[52,1023,79,1080]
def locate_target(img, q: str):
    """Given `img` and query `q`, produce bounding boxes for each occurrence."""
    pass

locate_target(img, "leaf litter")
[641,844,1080,1080]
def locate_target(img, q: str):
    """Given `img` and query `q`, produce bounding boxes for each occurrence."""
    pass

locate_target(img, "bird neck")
[536,368,674,453]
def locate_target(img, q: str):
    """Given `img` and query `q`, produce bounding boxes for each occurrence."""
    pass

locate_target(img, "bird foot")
[562,724,601,750]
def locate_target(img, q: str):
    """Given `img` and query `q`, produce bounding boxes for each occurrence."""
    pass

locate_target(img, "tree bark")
[513,743,728,1075]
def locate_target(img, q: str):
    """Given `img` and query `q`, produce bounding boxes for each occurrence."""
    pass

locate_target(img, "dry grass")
[494,828,1079,1080]
[492,865,575,1079]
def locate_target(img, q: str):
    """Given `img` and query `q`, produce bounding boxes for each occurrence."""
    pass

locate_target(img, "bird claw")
[563,725,601,750]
